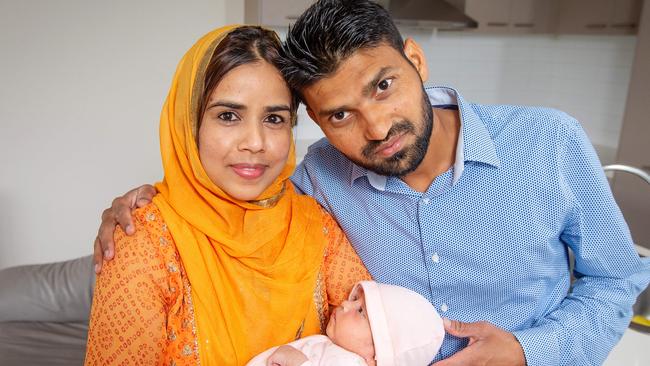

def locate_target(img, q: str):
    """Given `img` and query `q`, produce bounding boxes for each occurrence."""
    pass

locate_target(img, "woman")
[84,25,370,366]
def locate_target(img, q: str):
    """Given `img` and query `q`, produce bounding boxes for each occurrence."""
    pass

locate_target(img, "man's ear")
[403,38,428,82]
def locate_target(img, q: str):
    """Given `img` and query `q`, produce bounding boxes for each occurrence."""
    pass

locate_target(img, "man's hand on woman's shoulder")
[93,184,157,273]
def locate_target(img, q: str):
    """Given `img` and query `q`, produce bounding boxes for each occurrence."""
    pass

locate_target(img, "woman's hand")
[266,345,309,366]
[93,184,157,273]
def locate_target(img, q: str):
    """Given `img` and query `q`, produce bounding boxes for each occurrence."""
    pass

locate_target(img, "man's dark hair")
[281,0,404,95]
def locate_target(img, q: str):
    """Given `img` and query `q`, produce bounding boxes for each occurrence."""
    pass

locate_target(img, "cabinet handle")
[611,23,637,29]
[585,23,607,29]
[486,22,509,27]
[285,15,300,20]
[514,23,535,28]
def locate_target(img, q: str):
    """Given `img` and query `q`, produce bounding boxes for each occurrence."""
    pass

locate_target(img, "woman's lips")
[230,164,267,179]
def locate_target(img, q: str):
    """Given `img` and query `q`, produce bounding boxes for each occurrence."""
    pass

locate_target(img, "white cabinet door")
[555,0,641,35]
[555,0,610,34]
[510,0,555,33]
[465,0,555,34]
[609,0,643,34]
[245,0,313,27]
[464,0,512,32]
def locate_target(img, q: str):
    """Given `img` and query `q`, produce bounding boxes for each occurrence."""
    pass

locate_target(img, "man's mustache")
[362,120,415,158]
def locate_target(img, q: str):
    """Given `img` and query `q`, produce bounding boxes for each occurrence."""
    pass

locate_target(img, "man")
[94,1,650,365]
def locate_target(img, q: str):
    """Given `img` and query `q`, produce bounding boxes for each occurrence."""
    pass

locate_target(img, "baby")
[246,280,445,366]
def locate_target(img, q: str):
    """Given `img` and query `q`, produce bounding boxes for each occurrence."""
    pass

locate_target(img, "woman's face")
[198,61,293,201]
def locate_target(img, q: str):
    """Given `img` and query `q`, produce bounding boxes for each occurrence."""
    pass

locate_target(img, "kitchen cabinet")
[611,0,644,32]
[455,0,642,35]
[245,0,642,35]
[464,0,510,32]
[612,1,650,250]
[555,0,643,35]
[461,0,556,33]
[245,0,313,27]
[510,0,555,32]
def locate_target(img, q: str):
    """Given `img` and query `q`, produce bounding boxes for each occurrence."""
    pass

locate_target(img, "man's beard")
[353,88,433,177]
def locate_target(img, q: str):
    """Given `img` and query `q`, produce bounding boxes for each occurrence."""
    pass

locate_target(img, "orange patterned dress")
[84,203,370,365]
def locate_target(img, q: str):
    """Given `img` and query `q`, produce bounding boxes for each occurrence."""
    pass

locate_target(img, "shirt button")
[440,303,449,312]
[422,197,430,204]
[431,252,440,263]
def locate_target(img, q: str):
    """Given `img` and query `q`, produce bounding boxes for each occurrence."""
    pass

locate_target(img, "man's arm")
[510,121,650,365]
[434,120,650,366]
[93,184,156,273]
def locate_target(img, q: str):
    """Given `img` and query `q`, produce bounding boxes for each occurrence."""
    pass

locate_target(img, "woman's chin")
[224,188,266,202]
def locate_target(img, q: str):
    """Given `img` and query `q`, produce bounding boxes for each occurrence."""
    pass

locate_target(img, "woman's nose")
[238,122,265,153]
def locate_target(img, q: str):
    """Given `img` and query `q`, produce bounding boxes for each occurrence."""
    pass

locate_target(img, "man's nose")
[361,106,393,141]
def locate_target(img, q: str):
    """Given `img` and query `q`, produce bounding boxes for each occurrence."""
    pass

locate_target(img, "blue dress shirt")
[291,86,650,365]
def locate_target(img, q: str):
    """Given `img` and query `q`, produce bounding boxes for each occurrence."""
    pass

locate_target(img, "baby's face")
[326,287,375,358]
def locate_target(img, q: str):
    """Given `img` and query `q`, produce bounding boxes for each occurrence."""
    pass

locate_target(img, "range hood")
[376,0,478,30]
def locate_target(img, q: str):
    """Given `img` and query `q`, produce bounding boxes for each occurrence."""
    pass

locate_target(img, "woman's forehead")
[208,62,291,103]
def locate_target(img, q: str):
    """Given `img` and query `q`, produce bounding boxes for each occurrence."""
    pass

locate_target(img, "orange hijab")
[152,25,327,365]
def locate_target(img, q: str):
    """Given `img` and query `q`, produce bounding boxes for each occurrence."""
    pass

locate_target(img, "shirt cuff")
[512,325,560,366]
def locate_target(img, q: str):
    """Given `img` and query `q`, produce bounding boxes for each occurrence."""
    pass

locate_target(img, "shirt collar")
[350,86,500,191]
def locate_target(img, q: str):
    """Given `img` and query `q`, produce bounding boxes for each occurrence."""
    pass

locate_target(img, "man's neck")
[401,107,461,192]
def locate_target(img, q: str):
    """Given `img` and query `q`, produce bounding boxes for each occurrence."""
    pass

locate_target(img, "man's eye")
[377,78,393,92]
[331,111,349,122]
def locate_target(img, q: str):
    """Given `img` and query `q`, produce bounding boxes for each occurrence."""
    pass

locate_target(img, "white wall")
[0,2,636,268]
[0,0,230,269]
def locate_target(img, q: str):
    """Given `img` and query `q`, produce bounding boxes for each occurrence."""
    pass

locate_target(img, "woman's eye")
[218,111,237,122]
[357,307,363,314]
[377,78,393,92]
[264,114,285,124]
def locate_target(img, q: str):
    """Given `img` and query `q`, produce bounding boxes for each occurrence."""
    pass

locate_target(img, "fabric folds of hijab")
[152,25,327,365]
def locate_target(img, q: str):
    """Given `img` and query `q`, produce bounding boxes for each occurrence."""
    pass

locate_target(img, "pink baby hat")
[350,281,445,366]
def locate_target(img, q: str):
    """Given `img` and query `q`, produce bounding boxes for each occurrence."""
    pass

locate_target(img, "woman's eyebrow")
[264,105,291,113]
[205,100,246,110]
